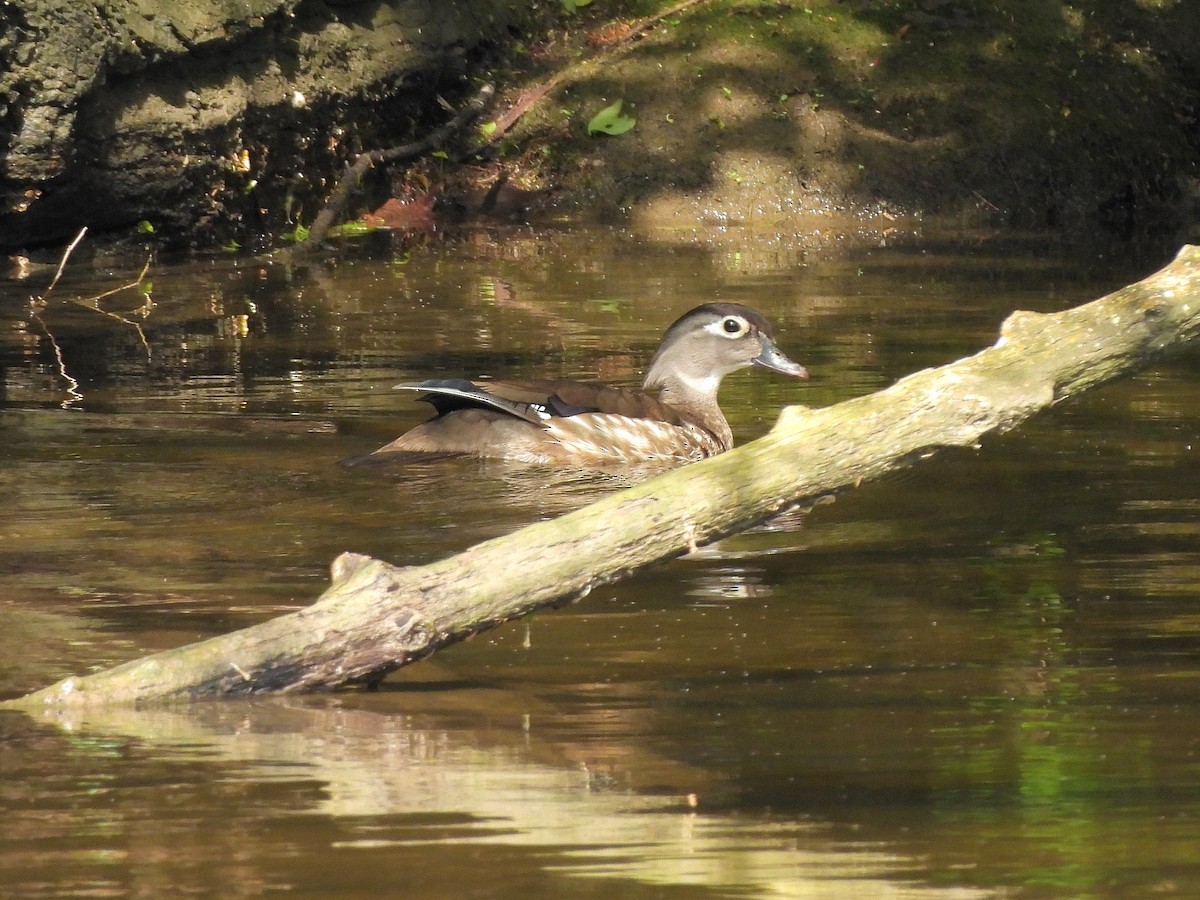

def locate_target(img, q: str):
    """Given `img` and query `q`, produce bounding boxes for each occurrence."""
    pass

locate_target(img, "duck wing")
[549,381,689,425]
[395,378,687,427]
[394,379,553,426]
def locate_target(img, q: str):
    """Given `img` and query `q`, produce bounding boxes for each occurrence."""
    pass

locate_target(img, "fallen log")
[6,245,1200,709]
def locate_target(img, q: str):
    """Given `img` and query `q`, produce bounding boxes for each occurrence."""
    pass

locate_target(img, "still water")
[1,225,1199,897]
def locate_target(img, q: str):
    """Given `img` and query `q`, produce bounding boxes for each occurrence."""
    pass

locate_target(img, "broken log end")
[331,551,377,584]
[998,309,1049,343]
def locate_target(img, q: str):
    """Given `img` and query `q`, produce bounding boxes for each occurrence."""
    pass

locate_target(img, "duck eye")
[722,317,744,335]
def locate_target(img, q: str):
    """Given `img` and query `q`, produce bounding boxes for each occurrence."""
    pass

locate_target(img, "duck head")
[642,303,807,408]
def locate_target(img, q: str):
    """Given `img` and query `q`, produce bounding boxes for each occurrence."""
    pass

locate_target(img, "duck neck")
[644,370,734,451]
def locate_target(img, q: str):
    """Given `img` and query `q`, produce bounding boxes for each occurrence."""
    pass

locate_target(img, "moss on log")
[5,245,1200,709]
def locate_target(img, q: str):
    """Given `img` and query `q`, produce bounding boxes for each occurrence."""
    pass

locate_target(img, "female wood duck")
[344,303,807,466]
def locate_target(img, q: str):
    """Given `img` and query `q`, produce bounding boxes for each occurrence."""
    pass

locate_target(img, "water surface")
[2,227,1199,897]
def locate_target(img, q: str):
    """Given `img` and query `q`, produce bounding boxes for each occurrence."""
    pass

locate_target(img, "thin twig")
[82,257,153,307]
[283,83,496,257]
[74,256,155,360]
[29,234,156,406]
[29,226,91,406]
[40,226,88,301]
[489,0,712,140]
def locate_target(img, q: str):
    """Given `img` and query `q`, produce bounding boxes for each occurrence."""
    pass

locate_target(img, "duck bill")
[753,336,809,379]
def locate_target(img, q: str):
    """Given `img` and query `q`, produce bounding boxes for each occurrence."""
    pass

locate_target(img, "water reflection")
[4,696,989,899]
[2,227,1200,896]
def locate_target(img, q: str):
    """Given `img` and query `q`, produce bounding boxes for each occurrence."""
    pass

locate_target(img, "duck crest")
[341,303,807,467]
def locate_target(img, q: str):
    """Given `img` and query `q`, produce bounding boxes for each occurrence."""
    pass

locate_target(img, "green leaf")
[587,100,636,136]
[560,0,593,11]
[136,220,155,234]
[281,223,310,243]
[331,220,378,237]
[479,121,497,138]
[431,150,449,159]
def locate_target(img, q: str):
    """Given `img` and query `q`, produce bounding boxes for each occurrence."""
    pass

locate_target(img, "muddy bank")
[0,0,513,251]
[2,1,1198,254]
[494,1,1200,245]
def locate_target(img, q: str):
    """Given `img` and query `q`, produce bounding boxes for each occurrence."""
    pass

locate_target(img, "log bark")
[6,245,1200,709]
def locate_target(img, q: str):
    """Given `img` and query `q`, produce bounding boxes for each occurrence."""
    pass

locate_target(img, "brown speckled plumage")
[343,303,807,467]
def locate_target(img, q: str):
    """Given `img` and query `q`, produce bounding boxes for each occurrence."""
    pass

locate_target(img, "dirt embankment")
[0,0,512,251]
[494,1,1200,243]
[2,1,1198,253]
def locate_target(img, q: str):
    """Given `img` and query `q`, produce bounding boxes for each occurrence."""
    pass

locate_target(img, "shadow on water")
[2,226,1200,896]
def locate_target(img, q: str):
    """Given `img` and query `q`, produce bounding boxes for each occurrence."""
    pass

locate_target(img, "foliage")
[330,220,379,237]
[587,100,636,136]
[281,223,311,243]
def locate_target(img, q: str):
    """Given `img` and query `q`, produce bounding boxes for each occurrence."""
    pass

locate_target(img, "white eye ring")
[707,316,749,338]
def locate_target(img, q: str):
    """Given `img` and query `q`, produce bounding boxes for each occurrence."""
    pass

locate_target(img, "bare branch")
[74,256,155,360]
[39,226,88,301]
[489,0,711,140]
[28,236,156,404]
[281,83,496,257]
